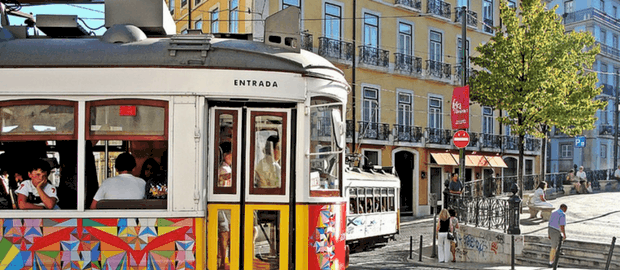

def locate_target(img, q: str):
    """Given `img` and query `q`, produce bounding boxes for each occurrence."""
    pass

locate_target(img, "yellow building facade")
[171,0,542,216]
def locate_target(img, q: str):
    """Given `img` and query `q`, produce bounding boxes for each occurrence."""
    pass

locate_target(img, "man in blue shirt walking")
[548,204,567,267]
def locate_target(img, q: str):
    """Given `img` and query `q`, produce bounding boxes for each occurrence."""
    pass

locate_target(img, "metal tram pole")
[458,3,468,186]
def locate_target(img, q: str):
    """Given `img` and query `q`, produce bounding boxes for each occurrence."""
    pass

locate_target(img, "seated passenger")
[254,135,281,188]
[16,159,60,210]
[90,153,145,209]
[142,158,167,199]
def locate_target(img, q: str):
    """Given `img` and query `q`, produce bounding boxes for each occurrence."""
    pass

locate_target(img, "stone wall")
[455,224,523,264]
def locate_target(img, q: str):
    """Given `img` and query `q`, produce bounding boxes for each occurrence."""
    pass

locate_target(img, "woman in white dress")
[533,181,553,207]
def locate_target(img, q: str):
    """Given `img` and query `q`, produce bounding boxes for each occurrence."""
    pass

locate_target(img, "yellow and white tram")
[344,166,400,250]
[0,2,349,269]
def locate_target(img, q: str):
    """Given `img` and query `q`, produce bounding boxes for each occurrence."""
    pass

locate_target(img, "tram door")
[207,106,292,270]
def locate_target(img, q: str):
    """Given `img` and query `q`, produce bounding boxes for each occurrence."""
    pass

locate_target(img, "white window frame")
[482,106,493,134]
[602,144,608,158]
[362,85,380,124]
[362,149,381,167]
[397,89,414,126]
[428,94,443,129]
[429,29,444,62]
[362,10,380,48]
[560,144,572,158]
[323,0,344,40]
[456,35,470,67]
[601,63,608,84]
[397,20,414,55]
[229,0,239,33]
[210,7,220,33]
[564,0,574,13]
[483,0,494,33]
[601,29,607,44]
[194,17,203,31]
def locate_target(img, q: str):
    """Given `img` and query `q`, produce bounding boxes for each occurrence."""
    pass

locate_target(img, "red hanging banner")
[451,86,470,129]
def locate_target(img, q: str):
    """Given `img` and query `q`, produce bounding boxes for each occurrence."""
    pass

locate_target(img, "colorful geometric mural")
[0,218,197,270]
[307,204,346,270]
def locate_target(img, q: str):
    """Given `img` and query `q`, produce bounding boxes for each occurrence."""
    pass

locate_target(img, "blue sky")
[8,4,106,35]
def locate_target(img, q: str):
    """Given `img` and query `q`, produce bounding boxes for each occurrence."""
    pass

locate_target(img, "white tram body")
[344,166,400,248]
[0,3,350,269]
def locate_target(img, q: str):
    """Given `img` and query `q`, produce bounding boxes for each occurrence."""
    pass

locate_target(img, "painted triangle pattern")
[0,218,196,270]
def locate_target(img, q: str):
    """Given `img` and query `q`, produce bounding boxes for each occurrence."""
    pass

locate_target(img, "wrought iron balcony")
[454,65,474,84]
[358,121,390,141]
[454,8,477,27]
[525,137,541,152]
[359,45,389,67]
[427,0,451,20]
[480,133,501,148]
[301,32,313,51]
[599,124,614,136]
[394,124,424,143]
[426,60,451,79]
[395,0,422,10]
[483,18,493,34]
[318,37,354,61]
[425,127,452,145]
[394,53,423,74]
[503,135,518,151]
[346,120,354,139]
[596,42,620,61]
[468,132,479,147]
[563,8,618,26]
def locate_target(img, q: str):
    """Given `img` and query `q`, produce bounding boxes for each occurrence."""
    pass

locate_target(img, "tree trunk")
[518,134,525,200]
[540,125,548,188]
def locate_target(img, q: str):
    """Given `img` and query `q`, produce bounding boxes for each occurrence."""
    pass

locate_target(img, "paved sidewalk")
[400,190,620,269]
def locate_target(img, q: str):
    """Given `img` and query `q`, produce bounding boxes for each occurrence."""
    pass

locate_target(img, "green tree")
[470,0,606,198]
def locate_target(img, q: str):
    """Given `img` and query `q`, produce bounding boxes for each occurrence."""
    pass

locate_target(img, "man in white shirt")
[575,166,590,193]
[90,153,145,209]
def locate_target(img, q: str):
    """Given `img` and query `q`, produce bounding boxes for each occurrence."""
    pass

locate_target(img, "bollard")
[605,236,617,270]
[419,235,423,262]
[511,235,515,270]
[431,213,437,258]
[552,236,563,270]
[409,236,413,259]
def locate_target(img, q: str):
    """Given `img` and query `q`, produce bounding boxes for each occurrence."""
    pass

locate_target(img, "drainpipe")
[188,0,192,29]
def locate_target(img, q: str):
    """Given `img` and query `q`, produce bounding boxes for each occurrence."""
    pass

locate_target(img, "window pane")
[310,98,342,192]
[253,210,280,268]
[251,112,286,195]
[215,111,237,194]
[1,104,75,137]
[89,104,165,137]
[217,209,231,269]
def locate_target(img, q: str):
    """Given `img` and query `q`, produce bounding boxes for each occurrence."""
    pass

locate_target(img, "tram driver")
[90,153,146,209]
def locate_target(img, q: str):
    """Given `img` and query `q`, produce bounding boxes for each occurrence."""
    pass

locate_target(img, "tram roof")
[0,34,346,82]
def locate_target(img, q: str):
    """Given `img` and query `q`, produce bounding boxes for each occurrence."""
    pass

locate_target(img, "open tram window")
[388,188,395,212]
[253,210,280,269]
[381,188,388,212]
[0,100,84,210]
[357,188,365,214]
[250,111,287,195]
[87,100,168,210]
[309,97,344,196]
[348,188,357,214]
[365,188,373,213]
[214,110,237,194]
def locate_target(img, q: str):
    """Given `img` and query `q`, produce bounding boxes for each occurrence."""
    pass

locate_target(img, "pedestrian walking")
[548,204,567,267]
[448,209,460,262]
[436,209,451,263]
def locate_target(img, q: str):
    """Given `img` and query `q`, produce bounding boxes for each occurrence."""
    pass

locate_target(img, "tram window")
[381,188,388,212]
[0,100,82,210]
[309,97,344,196]
[357,188,365,213]
[250,112,287,195]
[253,210,280,269]
[349,188,357,214]
[214,110,237,194]
[374,188,381,212]
[365,188,373,213]
[217,209,232,269]
[87,100,168,210]
[388,188,395,212]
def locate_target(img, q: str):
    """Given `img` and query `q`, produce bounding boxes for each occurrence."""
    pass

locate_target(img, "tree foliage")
[470,0,605,138]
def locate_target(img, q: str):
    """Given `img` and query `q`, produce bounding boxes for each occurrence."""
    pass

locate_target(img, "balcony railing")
[426,60,451,79]
[301,32,313,51]
[359,121,390,140]
[395,0,421,10]
[483,18,493,34]
[318,37,353,61]
[599,124,614,136]
[503,135,518,151]
[394,124,424,143]
[481,133,501,148]
[346,120,354,139]
[427,0,451,19]
[425,127,452,145]
[454,65,473,84]
[359,45,389,67]
[394,53,423,74]
[597,42,620,61]
[455,8,477,27]
[447,193,508,232]
[468,132,479,148]
[563,8,620,27]
[525,137,541,152]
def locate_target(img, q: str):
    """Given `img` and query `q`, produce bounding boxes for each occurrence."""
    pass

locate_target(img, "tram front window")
[250,111,287,195]
[309,97,344,195]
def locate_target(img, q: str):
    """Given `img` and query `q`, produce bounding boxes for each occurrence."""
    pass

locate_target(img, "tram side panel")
[295,203,347,270]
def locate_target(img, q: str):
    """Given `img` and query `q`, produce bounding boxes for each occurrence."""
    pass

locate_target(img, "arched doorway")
[394,151,415,214]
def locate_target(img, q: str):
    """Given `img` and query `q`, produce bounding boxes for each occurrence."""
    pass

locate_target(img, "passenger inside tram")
[218,142,233,188]
[90,152,145,209]
[16,158,59,210]
[254,135,281,189]
[142,158,167,199]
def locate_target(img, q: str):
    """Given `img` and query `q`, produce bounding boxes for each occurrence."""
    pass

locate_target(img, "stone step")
[524,235,618,254]
[524,242,620,262]
[516,256,597,270]
[519,248,620,269]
